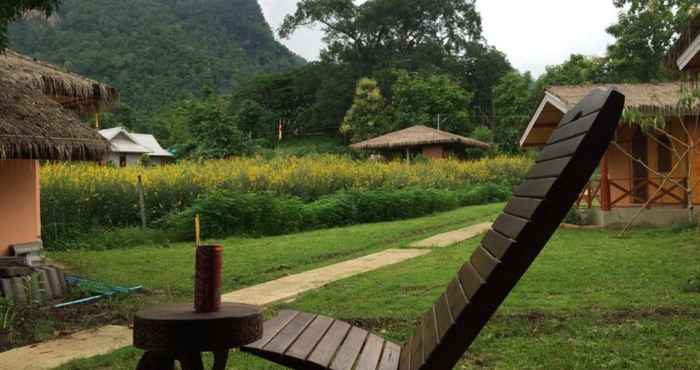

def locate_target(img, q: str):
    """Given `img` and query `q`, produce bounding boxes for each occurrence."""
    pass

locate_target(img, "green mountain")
[9,0,305,114]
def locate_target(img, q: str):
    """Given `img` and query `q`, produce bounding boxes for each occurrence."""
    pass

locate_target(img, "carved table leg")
[136,350,229,370]
[212,350,230,370]
[136,351,175,370]
[177,352,205,370]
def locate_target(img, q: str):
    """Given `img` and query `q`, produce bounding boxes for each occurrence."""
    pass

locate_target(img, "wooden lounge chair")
[243,88,626,370]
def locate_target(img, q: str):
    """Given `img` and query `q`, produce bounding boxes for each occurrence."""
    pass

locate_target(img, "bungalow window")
[119,154,127,168]
[657,136,672,173]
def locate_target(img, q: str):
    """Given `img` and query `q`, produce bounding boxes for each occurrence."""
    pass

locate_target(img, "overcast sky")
[258,0,620,78]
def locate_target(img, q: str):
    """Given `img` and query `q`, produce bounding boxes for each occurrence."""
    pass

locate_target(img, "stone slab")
[409,222,492,248]
[222,248,429,306]
[0,325,132,370]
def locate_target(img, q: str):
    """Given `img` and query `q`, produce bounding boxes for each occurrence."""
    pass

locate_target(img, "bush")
[564,208,583,225]
[683,273,700,293]
[164,185,511,241]
[563,207,594,226]
[458,183,511,206]
[163,192,306,239]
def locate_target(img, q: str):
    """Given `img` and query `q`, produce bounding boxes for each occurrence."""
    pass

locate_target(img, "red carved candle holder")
[194,245,223,313]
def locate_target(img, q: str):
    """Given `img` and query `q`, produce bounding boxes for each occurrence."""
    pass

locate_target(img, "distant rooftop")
[350,125,490,151]
[99,127,173,157]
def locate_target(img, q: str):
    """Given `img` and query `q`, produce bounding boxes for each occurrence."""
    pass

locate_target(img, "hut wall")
[422,145,444,159]
[607,126,634,206]
[105,152,142,167]
[604,119,699,207]
[0,160,41,256]
[650,118,691,204]
[691,121,700,205]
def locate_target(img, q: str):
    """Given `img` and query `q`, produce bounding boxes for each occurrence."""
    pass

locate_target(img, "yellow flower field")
[39,155,532,241]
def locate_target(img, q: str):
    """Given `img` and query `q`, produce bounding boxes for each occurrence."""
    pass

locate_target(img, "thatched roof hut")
[520,83,696,148]
[0,51,114,160]
[351,125,490,151]
[0,50,118,113]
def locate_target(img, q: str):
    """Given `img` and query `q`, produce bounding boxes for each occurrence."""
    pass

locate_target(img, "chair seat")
[242,310,401,370]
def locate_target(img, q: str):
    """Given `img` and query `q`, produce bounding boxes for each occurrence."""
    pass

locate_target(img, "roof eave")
[2,51,119,113]
[519,92,568,148]
[352,138,489,151]
[677,33,700,71]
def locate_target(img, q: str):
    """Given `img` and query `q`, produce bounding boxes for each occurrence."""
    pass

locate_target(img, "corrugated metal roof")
[131,133,173,157]
[99,127,173,157]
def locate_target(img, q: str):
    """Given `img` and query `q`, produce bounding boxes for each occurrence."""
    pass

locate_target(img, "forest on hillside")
[5,0,697,158]
[9,0,304,124]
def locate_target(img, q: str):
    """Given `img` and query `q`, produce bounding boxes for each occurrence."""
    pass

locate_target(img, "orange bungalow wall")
[0,160,41,256]
[692,121,700,205]
[526,110,700,209]
[422,145,445,159]
[602,119,700,208]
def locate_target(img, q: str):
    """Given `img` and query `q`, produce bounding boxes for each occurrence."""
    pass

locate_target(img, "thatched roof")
[547,83,692,115]
[0,50,118,113]
[0,77,110,160]
[520,82,696,148]
[351,125,490,151]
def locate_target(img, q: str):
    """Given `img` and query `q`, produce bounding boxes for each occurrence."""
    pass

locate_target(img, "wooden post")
[195,213,201,247]
[95,113,100,129]
[277,119,283,142]
[600,152,612,211]
[137,175,147,229]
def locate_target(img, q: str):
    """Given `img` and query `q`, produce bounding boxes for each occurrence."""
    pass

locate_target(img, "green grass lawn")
[54,223,700,370]
[49,204,500,310]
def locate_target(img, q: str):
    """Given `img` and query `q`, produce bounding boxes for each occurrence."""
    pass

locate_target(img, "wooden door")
[632,129,648,203]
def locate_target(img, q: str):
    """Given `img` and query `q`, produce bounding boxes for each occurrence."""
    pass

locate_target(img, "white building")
[99,127,174,167]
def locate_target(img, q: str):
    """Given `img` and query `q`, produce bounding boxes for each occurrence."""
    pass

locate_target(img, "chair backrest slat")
[400,88,625,370]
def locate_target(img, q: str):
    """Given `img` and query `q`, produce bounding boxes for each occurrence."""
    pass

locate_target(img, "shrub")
[683,272,700,293]
[163,192,306,239]
[458,183,511,206]
[564,208,583,225]
[164,186,511,241]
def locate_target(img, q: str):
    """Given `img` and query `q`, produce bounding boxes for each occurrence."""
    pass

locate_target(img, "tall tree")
[233,99,276,143]
[0,0,60,49]
[391,70,474,134]
[279,0,483,73]
[606,0,695,82]
[535,54,608,89]
[187,96,251,159]
[492,71,534,153]
[456,43,513,124]
[340,77,392,143]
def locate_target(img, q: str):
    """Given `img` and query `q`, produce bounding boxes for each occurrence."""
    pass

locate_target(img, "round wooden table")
[133,303,263,370]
